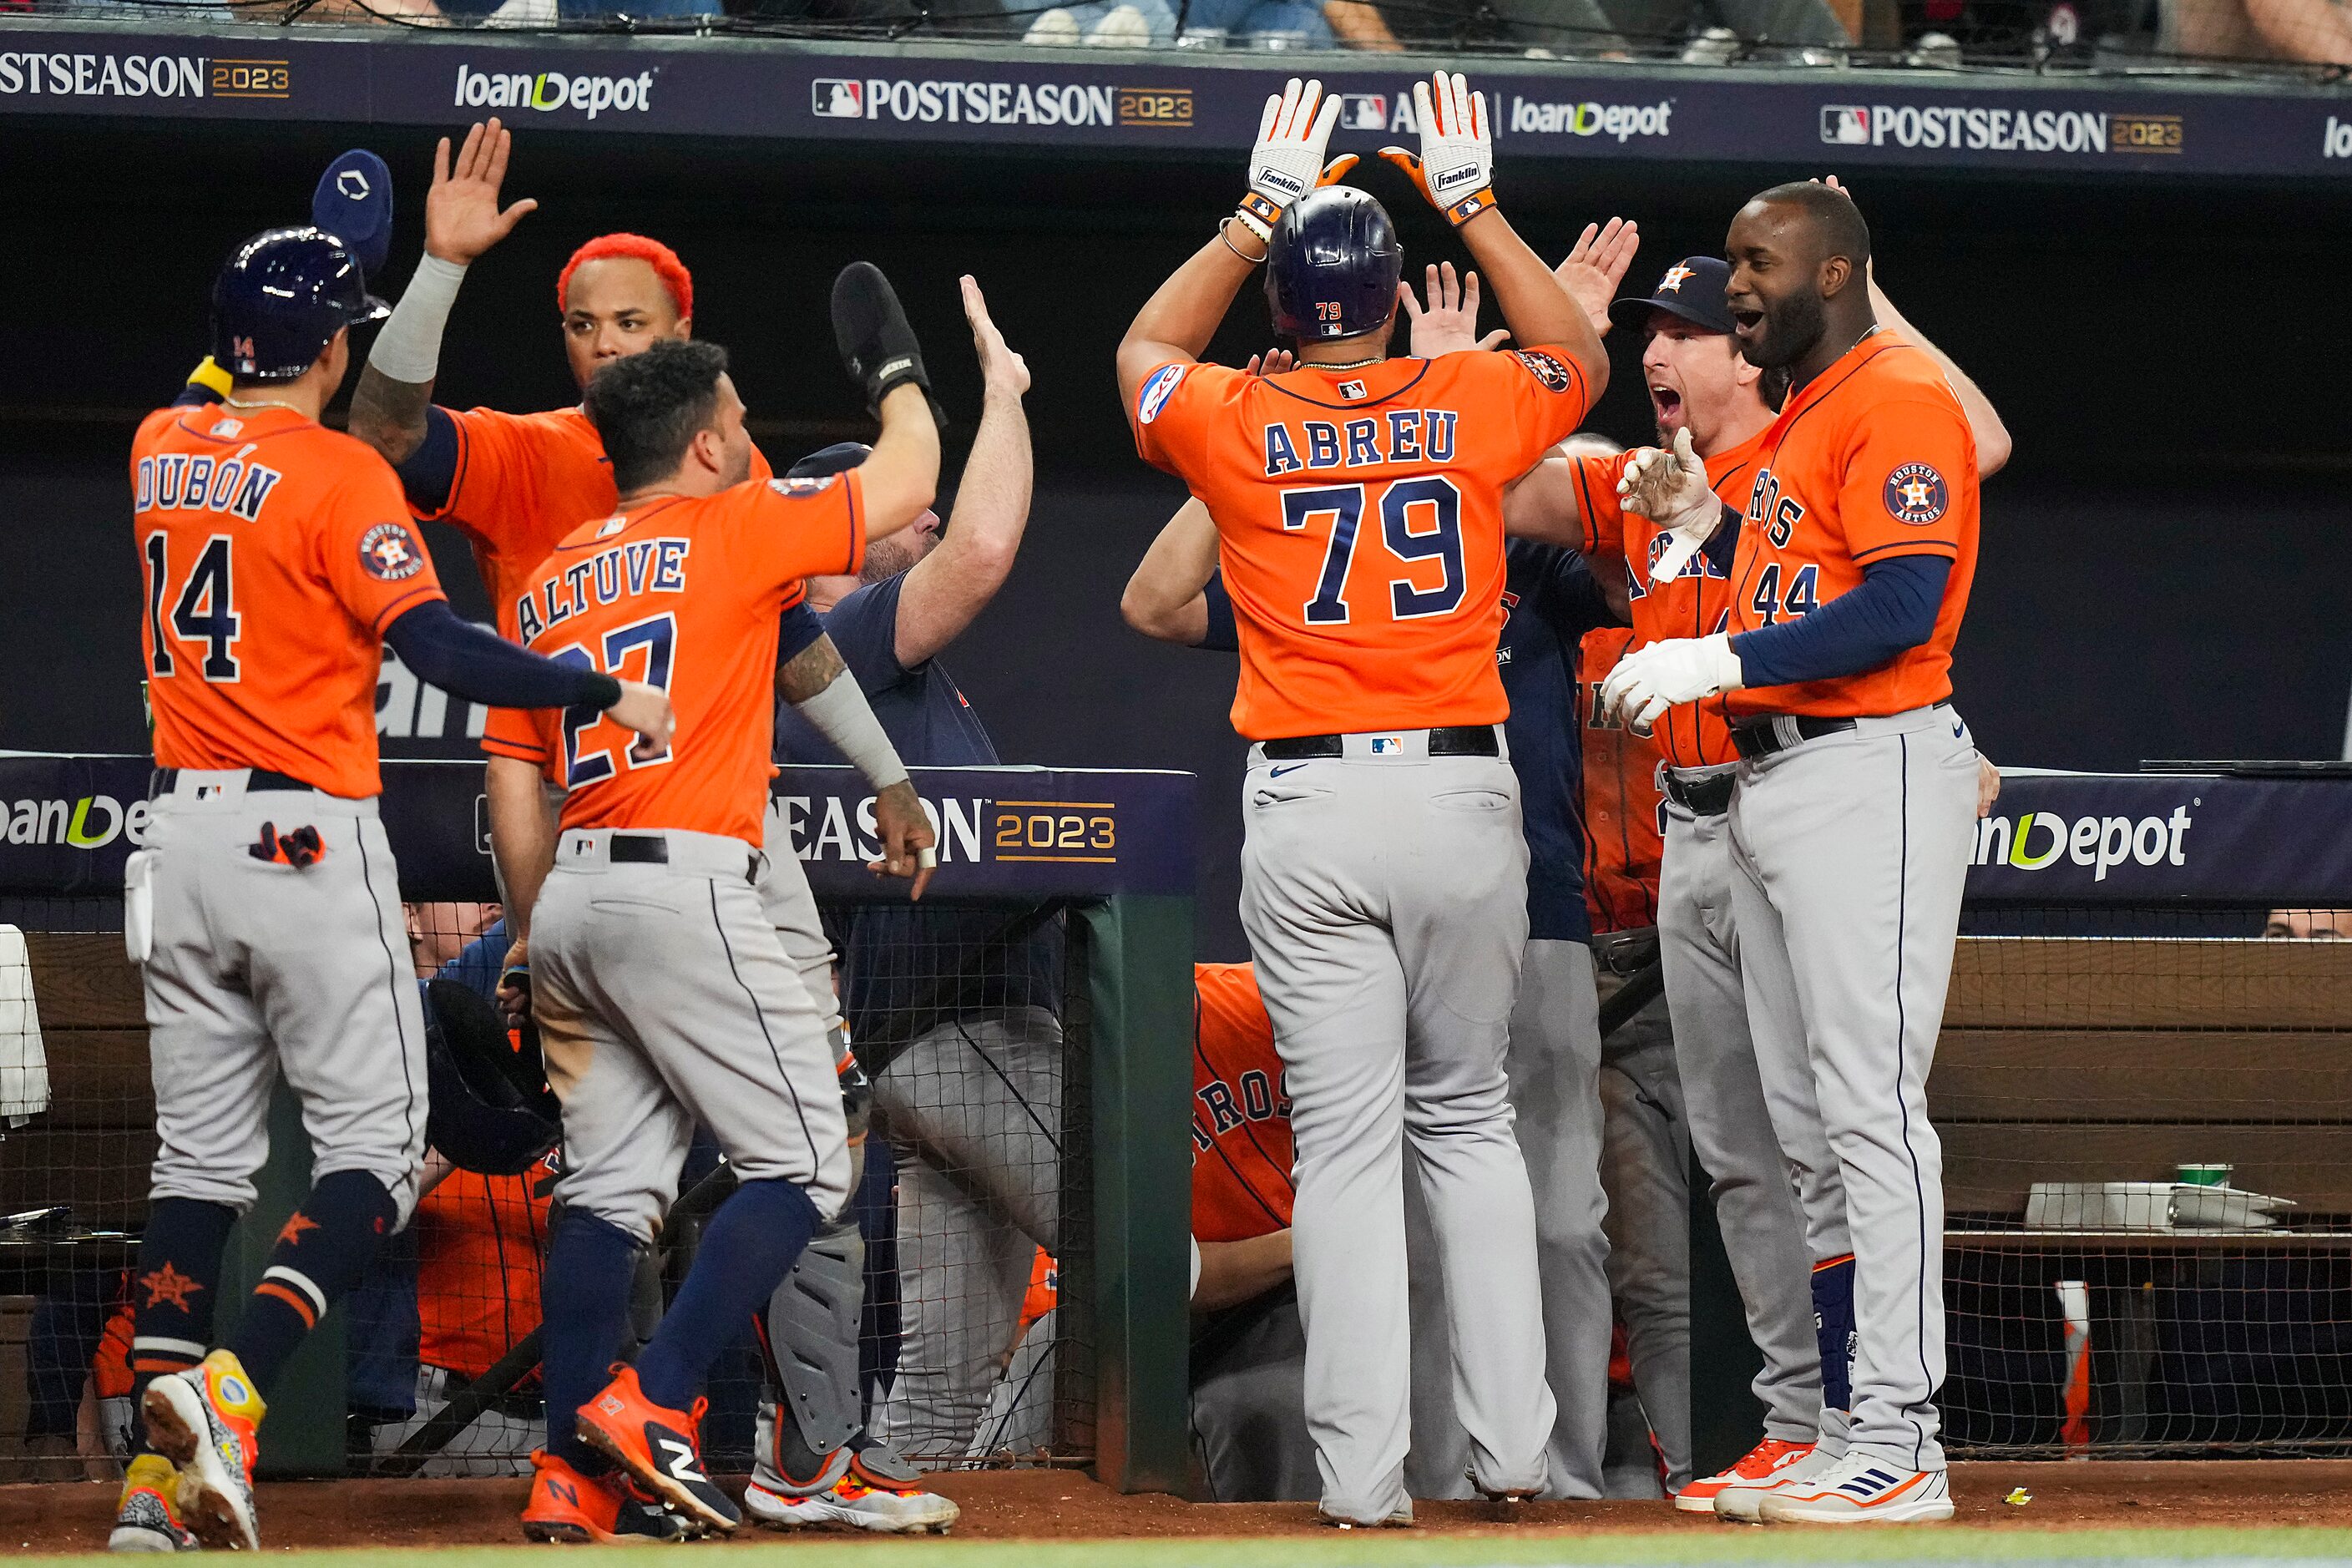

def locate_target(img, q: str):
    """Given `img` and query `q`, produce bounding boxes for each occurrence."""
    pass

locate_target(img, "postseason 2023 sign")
[0,753,2341,907]
[0,21,2348,180]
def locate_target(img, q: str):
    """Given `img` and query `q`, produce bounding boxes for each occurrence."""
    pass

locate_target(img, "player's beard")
[1740,287,1827,372]
[859,531,927,586]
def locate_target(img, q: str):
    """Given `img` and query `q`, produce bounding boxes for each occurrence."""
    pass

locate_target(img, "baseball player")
[1513,232,2009,1516]
[1600,181,1989,1522]
[478,306,940,1535]
[114,227,670,1554]
[757,281,1044,1482]
[344,123,952,1531]
[1117,72,1609,1523]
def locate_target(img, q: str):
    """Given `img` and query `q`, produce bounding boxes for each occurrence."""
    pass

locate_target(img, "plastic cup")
[2177,1163,2232,1187]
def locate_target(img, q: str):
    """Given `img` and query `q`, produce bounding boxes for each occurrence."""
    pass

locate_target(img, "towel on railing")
[0,925,51,1128]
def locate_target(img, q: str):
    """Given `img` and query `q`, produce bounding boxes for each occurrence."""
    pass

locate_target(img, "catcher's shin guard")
[751,1213,866,1490]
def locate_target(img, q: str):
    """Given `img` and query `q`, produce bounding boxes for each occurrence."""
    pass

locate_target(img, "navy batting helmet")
[422,979,560,1177]
[211,226,388,383]
[1267,188,1404,343]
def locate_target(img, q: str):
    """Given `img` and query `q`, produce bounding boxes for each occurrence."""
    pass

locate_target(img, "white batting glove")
[1618,427,1724,583]
[1600,633,1745,737]
[1237,78,1341,242]
[1378,73,1495,228]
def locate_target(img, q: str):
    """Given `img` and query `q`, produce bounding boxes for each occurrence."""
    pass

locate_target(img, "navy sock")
[1812,1253,1858,1416]
[636,1179,819,1412]
[225,1170,397,1397]
[130,1197,236,1424]
[542,1209,641,1472]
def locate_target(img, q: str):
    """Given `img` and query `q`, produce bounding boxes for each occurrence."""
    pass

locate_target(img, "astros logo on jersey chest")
[1745,464,1807,549]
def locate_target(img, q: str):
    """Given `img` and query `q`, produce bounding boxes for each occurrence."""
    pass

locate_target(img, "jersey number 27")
[1282,478,1465,626]
[553,612,675,787]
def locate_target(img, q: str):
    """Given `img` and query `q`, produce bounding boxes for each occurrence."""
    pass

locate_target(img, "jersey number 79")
[1281,478,1465,627]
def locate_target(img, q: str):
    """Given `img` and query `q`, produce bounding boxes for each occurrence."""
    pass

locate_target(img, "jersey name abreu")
[1262,408,1459,476]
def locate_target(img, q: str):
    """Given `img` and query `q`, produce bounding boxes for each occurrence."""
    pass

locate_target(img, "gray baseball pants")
[1659,784,1828,1449]
[1727,706,1979,1473]
[1240,730,1551,1524]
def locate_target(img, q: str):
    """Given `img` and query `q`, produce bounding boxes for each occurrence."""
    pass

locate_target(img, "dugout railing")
[0,754,1195,1493]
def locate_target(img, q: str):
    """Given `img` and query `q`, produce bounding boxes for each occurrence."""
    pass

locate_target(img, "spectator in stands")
[2155,0,2352,63]
[1021,0,1395,46]
[771,279,1043,1462]
[405,903,501,978]
[1489,0,1850,54]
[2264,908,2352,938]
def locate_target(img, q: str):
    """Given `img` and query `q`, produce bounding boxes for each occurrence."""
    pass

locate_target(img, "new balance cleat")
[576,1364,739,1533]
[520,1449,695,1544]
[140,1350,264,1552]
[109,1453,196,1553]
[1677,1437,1815,1514]
[1717,1442,1840,1521]
[744,1433,957,1534]
[1758,1453,1954,1524]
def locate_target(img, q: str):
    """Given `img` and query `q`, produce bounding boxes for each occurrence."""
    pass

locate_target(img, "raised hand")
[962,276,1030,401]
[1617,427,1722,583]
[1245,349,1298,376]
[1555,217,1640,336]
[1378,72,1495,227]
[1399,261,1509,357]
[423,118,537,267]
[1237,78,1343,241]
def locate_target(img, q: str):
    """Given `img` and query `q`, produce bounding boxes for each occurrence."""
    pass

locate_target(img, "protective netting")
[1942,905,2352,1457]
[4,0,2348,73]
[0,889,1092,1481]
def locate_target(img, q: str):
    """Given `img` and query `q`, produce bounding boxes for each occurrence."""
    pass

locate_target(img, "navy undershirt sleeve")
[395,405,462,514]
[383,601,622,711]
[173,383,222,408]
[1198,574,1239,653]
[778,601,827,665]
[1731,554,1950,688]
[1701,502,1742,577]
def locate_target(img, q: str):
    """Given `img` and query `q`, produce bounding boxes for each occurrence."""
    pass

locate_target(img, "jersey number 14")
[144,533,240,682]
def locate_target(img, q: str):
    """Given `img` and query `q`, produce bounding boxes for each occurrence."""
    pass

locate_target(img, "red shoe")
[520,1449,694,1544]
[1674,1437,1814,1514]
[575,1364,739,1533]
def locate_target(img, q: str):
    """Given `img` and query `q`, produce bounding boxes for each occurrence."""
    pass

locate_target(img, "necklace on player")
[224,396,305,415]
[1314,356,1383,371]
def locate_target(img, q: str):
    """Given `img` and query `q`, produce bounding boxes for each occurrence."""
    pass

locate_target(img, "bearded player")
[1601,180,1987,1524]
[343,123,953,1533]
[1118,73,1609,1524]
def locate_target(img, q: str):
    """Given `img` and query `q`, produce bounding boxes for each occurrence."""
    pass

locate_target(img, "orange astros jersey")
[1576,627,1665,935]
[133,403,447,800]
[480,473,864,846]
[422,405,774,634]
[1191,961,1294,1244]
[1571,427,1769,771]
[1133,351,1592,741]
[1727,331,1978,719]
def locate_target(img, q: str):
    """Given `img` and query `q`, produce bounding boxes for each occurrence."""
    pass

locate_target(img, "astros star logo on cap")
[1658,264,1694,293]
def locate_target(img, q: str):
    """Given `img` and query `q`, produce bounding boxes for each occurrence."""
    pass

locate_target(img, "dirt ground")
[5,1460,2351,1550]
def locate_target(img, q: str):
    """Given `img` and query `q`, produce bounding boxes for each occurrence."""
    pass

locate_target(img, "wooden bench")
[1934,936,2352,1219]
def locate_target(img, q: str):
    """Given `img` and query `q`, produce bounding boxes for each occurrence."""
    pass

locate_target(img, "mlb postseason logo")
[812,78,862,118]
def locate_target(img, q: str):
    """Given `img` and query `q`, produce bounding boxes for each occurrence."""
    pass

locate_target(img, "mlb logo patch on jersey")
[1136,363,1188,425]
[1513,349,1575,394]
[1368,735,1406,755]
[812,79,863,118]
[770,474,838,496]
[209,418,244,439]
[1338,379,1368,401]
[1884,463,1949,525]
[358,521,426,581]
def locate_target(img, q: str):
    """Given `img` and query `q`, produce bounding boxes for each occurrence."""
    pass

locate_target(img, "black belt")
[608,833,670,864]
[1662,768,1736,817]
[1727,716,1858,761]
[149,766,314,799]
[1262,726,1499,761]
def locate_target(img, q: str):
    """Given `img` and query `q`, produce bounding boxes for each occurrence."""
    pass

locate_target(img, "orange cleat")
[575,1364,738,1533]
[520,1449,694,1544]
[1676,1436,1814,1514]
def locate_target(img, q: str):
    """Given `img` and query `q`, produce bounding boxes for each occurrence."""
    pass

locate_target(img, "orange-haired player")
[115,229,668,1555]
[1116,71,1609,1525]
[479,316,938,1537]
[343,121,953,1535]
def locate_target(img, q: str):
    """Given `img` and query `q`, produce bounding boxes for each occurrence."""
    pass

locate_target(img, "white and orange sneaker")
[1716,1443,1841,1521]
[139,1350,265,1551]
[1758,1452,1953,1524]
[1675,1437,1814,1515]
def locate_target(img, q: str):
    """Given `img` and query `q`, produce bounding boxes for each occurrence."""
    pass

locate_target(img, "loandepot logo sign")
[0,795,149,849]
[454,62,652,120]
[1975,804,2193,881]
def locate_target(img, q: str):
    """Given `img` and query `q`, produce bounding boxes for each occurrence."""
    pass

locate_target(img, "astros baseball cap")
[788,441,872,480]
[1610,256,1735,336]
